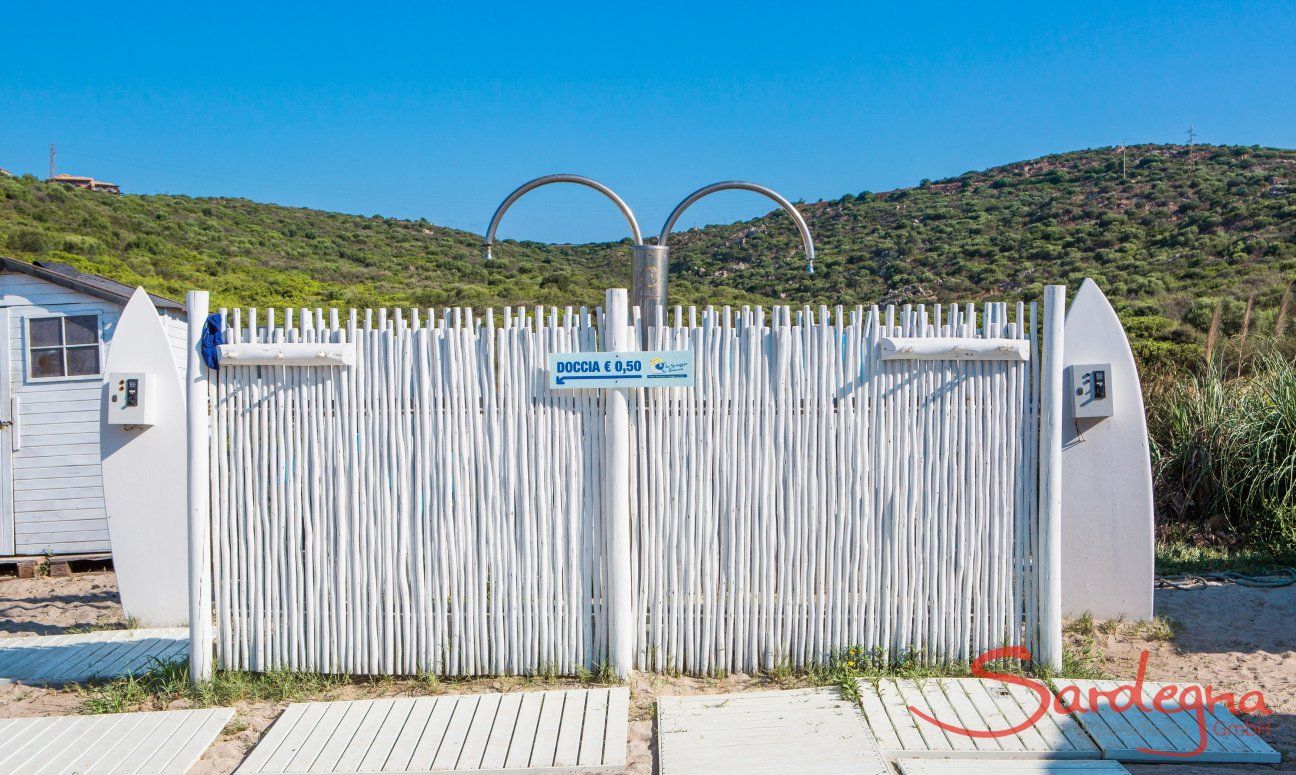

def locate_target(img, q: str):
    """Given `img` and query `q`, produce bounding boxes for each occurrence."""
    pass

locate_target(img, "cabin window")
[27,314,102,379]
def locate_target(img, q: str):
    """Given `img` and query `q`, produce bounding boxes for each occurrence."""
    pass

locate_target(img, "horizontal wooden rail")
[880,336,1030,361]
[218,342,355,367]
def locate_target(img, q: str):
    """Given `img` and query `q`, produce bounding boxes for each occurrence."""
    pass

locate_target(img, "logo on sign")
[650,356,687,375]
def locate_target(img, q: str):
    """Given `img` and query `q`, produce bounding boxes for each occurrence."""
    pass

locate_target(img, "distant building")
[45,173,120,194]
[0,168,12,177]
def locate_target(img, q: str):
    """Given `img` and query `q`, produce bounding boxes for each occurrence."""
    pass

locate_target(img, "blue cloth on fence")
[200,312,224,370]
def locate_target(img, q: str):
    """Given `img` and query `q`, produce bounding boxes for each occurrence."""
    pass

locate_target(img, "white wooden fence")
[196,291,1058,678]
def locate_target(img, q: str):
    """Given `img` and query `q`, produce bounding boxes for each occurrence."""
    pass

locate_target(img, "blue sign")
[548,350,695,389]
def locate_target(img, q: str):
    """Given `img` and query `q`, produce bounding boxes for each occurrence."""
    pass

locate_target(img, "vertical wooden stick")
[604,289,634,678]
[1038,285,1065,672]
[187,290,214,685]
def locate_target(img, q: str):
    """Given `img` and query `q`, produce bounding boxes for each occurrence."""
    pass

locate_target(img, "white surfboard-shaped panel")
[101,288,189,626]
[1061,279,1154,620]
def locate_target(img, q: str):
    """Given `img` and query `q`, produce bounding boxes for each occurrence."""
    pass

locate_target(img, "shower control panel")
[1069,363,1114,419]
[107,372,157,426]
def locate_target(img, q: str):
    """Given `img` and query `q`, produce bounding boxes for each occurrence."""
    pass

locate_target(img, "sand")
[0,569,1291,773]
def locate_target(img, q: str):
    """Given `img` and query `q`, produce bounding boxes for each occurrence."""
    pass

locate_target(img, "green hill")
[3,143,1295,365]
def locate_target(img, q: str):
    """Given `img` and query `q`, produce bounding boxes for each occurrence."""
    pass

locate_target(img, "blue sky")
[3,1,1294,243]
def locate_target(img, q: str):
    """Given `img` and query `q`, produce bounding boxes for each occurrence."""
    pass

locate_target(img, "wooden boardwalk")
[236,687,629,773]
[855,678,1100,759]
[657,688,888,775]
[895,761,1130,774]
[0,707,232,773]
[1052,679,1280,764]
[0,628,188,686]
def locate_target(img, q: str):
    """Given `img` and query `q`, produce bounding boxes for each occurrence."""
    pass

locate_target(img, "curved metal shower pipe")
[482,174,643,262]
[626,181,817,336]
[658,181,816,274]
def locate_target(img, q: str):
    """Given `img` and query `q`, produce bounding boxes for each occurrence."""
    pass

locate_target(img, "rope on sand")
[1154,568,1296,590]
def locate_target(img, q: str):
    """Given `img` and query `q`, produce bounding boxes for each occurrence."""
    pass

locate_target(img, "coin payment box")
[1069,363,1113,419]
[107,372,157,426]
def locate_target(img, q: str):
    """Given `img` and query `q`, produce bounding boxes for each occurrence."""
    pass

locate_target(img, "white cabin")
[0,257,186,556]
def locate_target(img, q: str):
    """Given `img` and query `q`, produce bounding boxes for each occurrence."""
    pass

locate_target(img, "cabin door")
[0,309,14,554]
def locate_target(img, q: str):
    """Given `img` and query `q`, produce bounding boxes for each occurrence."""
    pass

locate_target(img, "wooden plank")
[1053,679,1281,764]
[857,680,904,752]
[551,690,586,768]
[430,696,481,770]
[143,708,235,774]
[1001,680,1100,755]
[455,693,503,769]
[51,711,155,774]
[503,690,545,769]
[0,708,231,775]
[881,679,949,752]
[262,702,335,772]
[283,701,353,773]
[332,699,399,772]
[528,690,566,767]
[379,696,438,772]
[239,688,627,773]
[857,679,1100,760]
[357,698,419,772]
[0,635,78,678]
[0,628,187,686]
[309,700,377,773]
[577,688,610,766]
[602,684,629,766]
[404,696,458,772]
[0,715,95,771]
[896,762,1130,774]
[657,688,887,775]
[934,678,1002,753]
[480,692,524,769]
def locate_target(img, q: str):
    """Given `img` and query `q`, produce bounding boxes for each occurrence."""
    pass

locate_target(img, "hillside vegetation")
[2,144,1295,366]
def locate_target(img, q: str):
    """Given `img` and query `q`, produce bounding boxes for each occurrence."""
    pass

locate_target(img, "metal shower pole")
[484,176,816,340]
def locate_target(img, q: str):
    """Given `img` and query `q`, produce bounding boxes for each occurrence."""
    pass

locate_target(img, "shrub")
[7,227,49,253]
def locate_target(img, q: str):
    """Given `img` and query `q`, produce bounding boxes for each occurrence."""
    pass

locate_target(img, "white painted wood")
[657,688,888,775]
[212,305,611,675]
[1037,286,1066,671]
[603,289,633,679]
[237,688,628,773]
[186,291,214,684]
[208,297,1048,676]
[0,628,188,686]
[100,288,189,627]
[881,336,1030,361]
[0,707,231,774]
[0,308,13,554]
[855,684,1099,762]
[896,761,1129,774]
[1060,280,1154,620]
[219,341,356,366]
[856,678,1100,760]
[7,290,116,553]
[1053,679,1281,764]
